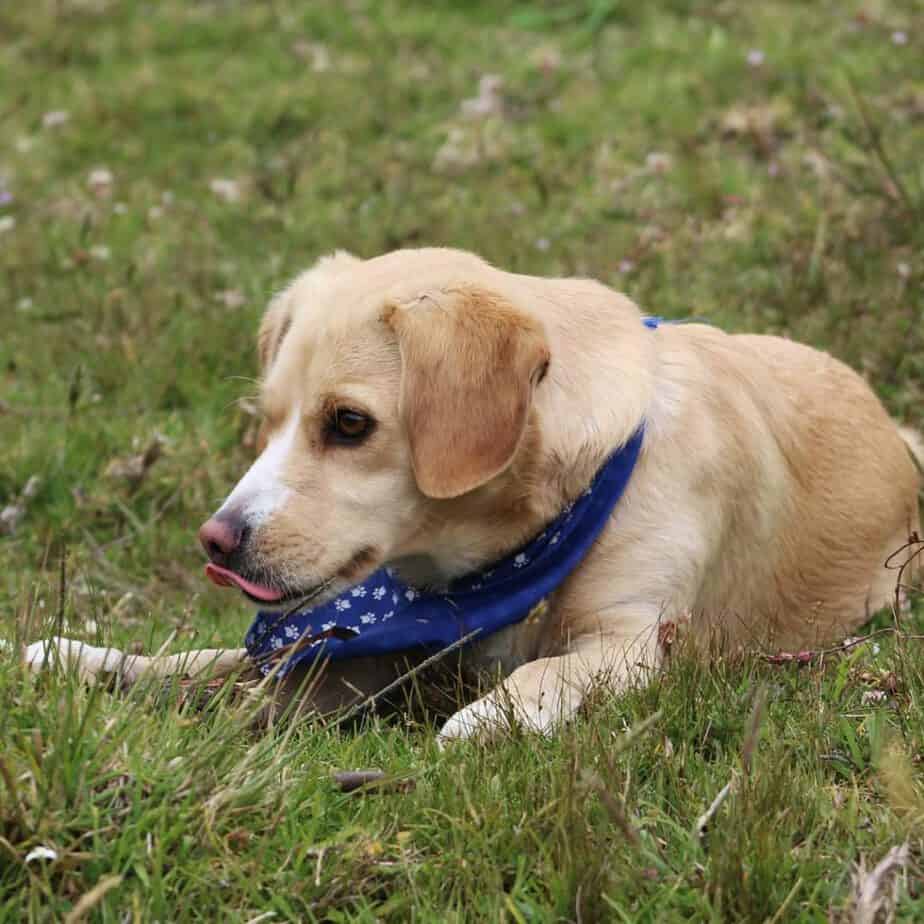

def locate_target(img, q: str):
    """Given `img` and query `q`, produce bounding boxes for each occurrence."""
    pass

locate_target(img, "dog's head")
[199,248,553,607]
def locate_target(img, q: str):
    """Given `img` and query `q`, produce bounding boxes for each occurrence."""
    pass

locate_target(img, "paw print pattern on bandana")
[245,425,647,677]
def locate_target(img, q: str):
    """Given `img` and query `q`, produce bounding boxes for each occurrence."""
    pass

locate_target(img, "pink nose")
[198,515,247,564]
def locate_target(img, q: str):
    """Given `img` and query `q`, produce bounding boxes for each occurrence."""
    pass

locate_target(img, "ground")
[1,0,923,920]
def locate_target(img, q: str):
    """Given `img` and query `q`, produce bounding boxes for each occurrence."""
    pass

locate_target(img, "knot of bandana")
[245,427,646,677]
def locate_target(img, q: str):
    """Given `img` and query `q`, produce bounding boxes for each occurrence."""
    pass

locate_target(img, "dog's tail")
[899,425,924,474]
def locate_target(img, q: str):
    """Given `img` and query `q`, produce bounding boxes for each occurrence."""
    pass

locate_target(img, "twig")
[845,75,917,218]
[580,770,640,847]
[331,769,416,795]
[886,533,923,629]
[757,627,900,665]
[696,778,734,839]
[767,876,803,924]
[741,683,767,777]
[582,711,663,849]
[64,875,122,924]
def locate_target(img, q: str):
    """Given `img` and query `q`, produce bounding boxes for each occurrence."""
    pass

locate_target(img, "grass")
[1,0,923,919]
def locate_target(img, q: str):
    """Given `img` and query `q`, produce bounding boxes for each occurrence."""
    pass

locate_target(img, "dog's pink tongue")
[204,563,285,602]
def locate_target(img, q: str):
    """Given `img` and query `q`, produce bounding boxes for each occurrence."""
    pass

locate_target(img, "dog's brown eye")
[327,409,375,445]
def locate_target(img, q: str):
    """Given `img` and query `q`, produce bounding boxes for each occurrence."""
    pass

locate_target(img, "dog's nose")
[198,514,248,564]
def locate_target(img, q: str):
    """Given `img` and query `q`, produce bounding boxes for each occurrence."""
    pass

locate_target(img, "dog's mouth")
[204,563,285,602]
[204,563,322,606]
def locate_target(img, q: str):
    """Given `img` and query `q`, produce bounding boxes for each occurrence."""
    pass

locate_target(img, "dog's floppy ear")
[383,285,550,499]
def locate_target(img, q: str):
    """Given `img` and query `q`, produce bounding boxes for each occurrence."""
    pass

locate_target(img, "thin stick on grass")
[582,710,663,848]
[741,682,767,778]
[845,75,918,218]
[63,875,123,924]
[695,779,734,839]
[767,876,803,924]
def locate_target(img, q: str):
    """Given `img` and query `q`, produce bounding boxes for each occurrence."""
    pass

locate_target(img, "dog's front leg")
[438,627,660,744]
[23,637,248,686]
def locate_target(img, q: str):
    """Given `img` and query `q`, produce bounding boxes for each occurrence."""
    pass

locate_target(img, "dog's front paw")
[23,637,125,681]
[437,690,557,746]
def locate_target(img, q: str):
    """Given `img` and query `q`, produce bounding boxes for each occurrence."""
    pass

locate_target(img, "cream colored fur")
[26,248,922,743]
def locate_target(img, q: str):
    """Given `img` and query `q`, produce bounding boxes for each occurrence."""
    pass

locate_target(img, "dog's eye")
[327,409,375,445]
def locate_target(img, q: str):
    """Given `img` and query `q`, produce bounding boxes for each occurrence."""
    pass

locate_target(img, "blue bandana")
[245,427,645,676]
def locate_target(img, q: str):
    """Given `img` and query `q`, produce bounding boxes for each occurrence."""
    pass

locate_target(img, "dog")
[25,247,923,742]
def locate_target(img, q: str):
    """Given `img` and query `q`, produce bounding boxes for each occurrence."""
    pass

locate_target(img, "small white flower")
[535,237,550,252]
[148,205,164,221]
[460,74,504,119]
[897,262,911,280]
[351,586,367,597]
[0,216,15,234]
[42,110,70,128]
[746,49,765,67]
[89,245,110,261]
[360,612,376,625]
[382,610,394,621]
[861,689,887,705]
[113,202,128,214]
[372,586,387,600]
[209,177,242,203]
[284,625,300,639]
[334,599,351,612]
[513,553,528,568]
[618,259,635,274]
[215,289,245,308]
[17,297,32,311]
[25,846,57,864]
[645,151,672,173]
[87,168,113,191]
[891,30,908,46]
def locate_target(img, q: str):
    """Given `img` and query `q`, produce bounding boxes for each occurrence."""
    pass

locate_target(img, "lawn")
[1,0,923,919]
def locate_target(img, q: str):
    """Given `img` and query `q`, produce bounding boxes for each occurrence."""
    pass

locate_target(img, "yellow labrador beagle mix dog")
[26,248,923,742]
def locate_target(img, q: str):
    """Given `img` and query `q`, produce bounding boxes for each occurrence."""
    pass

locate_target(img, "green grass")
[1,0,923,919]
